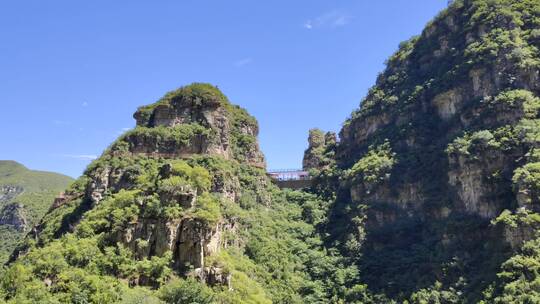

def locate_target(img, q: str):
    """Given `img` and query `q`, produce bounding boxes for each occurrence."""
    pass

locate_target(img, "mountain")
[0,161,73,263]
[1,84,360,303]
[309,0,540,302]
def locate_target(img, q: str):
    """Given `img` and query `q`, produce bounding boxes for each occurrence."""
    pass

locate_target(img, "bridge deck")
[267,169,312,189]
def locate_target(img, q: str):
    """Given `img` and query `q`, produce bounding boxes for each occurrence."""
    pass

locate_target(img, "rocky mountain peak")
[117,83,265,168]
[134,83,228,127]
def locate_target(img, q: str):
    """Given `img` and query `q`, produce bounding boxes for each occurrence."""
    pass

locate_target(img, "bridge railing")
[267,169,310,181]
[267,168,304,173]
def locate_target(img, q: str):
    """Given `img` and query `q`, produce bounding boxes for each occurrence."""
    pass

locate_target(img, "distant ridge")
[0,160,73,263]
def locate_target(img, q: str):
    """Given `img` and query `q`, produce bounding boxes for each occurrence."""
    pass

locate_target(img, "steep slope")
[1,84,365,303]
[0,161,72,263]
[309,0,540,302]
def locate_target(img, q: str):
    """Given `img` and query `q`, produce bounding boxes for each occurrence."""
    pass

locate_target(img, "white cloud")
[234,57,253,67]
[61,154,98,160]
[82,101,88,107]
[304,10,353,30]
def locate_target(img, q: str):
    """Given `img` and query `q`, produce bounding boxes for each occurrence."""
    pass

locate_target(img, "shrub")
[349,141,396,183]
[158,277,215,304]
[193,194,221,225]
[169,161,212,193]
[447,126,519,157]
[123,124,212,148]
[493,90,540,118]
[513,162,540,206]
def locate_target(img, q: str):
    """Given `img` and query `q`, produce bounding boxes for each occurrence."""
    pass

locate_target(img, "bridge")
[267,169,312,189]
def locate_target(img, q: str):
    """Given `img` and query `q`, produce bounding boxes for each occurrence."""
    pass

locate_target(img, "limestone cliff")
[129,84,265,168]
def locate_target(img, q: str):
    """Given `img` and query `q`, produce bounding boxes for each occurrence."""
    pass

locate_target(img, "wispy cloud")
[61,154,98,160]
[53,120,71,126]
[304,10,353,30]
[82,101,88,107]
[234,57,253,67]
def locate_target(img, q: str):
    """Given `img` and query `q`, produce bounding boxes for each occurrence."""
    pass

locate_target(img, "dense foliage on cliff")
[314,0,540,302]
[0,160,369,303]
[0,161,72,264]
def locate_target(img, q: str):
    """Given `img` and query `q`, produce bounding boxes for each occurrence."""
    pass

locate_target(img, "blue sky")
[0,1,448,178]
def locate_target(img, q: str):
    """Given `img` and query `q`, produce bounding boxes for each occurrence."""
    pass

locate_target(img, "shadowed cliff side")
[308,0,540,302]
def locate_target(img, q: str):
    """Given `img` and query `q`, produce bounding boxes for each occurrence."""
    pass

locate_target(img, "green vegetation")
[192,193,221,225]
[490,237,540,303]
[513,162,540,207]
[0,153,376,303]
[491,90,540,118]
[325,0,540,302]
[492,208,540,228]
[132,82,262,164]
[446,126,518,156]
[135,83,229,126]
[118,123,214,152]
[348,141,396,184]
[0,161,73,263]
[0,161,73,191]
[158,278,215,303]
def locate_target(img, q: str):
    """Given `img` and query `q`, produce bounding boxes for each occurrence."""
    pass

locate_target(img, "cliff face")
[315,0,540,300]
[129,84,265,168]
[0,203,27,231]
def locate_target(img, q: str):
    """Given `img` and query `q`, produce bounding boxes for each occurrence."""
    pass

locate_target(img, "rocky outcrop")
[129,84,266,168]
[503,221,538,250]
[122,129,218,159]
[433,89,463,121]
[120,218,232,272]
[447,145,521,219]
[335,6,540,220]
[303,129,336,171]
[0,203,28,231]
[191,266,232,289]
[85,165,135,205]
[0,186,23,204]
